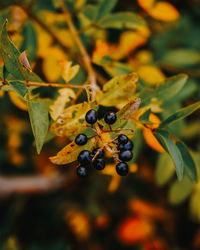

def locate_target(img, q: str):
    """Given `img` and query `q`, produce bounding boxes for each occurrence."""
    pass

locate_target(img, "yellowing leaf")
[138,65,165,85]
[61,61,80,82]
[0,90,4,98]
[96,73,138,106]
[149,2,180,21]
[50,138,95,165]
[50,102,91,137]
[137,0,179,22]
[9,91,28,111]
[42,47,67,82]
[50,88,75,121]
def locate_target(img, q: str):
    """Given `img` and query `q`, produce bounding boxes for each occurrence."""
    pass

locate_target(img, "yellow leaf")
[138,65,165,85]
[137,0,180,22]
[96,73,138,106]
[50,137,95,165]
[42,47,67,82]
[50,88,75,121]
[9,92,28,111]
[61,61,80,82]
[149,2,180,21]
[50,102,91,137]
[0,90,4,98]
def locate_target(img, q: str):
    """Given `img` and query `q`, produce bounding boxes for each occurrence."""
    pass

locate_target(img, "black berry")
[85,109,98,125]
[92,148,104,159]
[104,112,117,125]
[116,162,129,176]
[75,133,88,146]
[119,150,133,162]
[118,134,128,145]
[117,140,133,151]
[78,150,92,165]
[76,165,87,177]
[93,158,105,170]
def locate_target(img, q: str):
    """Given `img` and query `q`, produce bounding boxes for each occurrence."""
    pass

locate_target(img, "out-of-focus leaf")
[168,176,194,205]
[96,73,138,106]
[97,12,146,30]
[49,138,95,165]
[96,0,118,19]
[176,142,197,182]
[155,153,175,186]
[61,61,80,82]
[50,88,75,121]
[161,49,200,67]
[190,189,200,220]
[154,129,183,181]
[160,102,200,128]
[0,20,40,81]
[9,91,28,111]
[27,97,49,154]
[50,102,91,137]
[20,21,37,61]
[138,65,165,85]
[139,109,152,124]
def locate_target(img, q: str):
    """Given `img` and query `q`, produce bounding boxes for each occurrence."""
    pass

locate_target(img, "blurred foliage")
[0,0,200,249]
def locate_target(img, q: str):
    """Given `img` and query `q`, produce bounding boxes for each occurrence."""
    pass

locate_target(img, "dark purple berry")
[118,134,128,145]
[116,162,129,176]
[93,158,105,170]
[85,109,98,125]
[76,165,87,177]
[75,133,88,146]
[104,112,117,125]
[92,148,104,159]
[117,140,133,151]
[78,150,92,165]
[119,150,133,162]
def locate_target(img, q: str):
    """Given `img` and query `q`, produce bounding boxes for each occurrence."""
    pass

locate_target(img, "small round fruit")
[78,150,92,165]
[118,134,128,145]
[75,133,88,146]
[116,162,129,176]
[85,109,98,125]
[119,150,133,162]
[93,158,105,170]
[117,140,133,151]
[104,112,117,125]
[92,148,104,159]
[76,165,87,177]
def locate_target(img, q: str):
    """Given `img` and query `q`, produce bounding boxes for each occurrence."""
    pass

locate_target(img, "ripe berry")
[85,109,98,125]
[104,112,117,125]
[117,140,133,151]
[76,165,87,177]
[93,158,105,170]
[119,150,133,162]
[92,148,104,159]
[78,150,92,165]
[118,134,128,145]
[75,133,88,146]
[116,162,129,176]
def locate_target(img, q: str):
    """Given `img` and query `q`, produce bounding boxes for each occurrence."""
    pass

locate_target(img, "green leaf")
[176,141,197,182]
[20,21,37,61]
[139,109,152,124]
[97,12,145,29]
[154,129,183,181]
[168,176,194,205]
[96,0,118,19]
[160,102,200,128]
[0,20,40,81]
[155,153,175,186]
[27,97,49,154]
[161,49,200,67]
[140,74,188,106]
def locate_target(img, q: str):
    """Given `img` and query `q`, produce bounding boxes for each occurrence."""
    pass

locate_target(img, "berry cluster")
[75,109,133,177]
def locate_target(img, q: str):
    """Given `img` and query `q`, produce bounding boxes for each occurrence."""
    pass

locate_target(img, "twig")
[26,81,87,89]
[61,1,100,100]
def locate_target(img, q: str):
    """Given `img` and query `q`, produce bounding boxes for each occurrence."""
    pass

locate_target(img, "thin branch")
[27,81,87,89]
[0,171,75,198]
[61,1,100,100]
